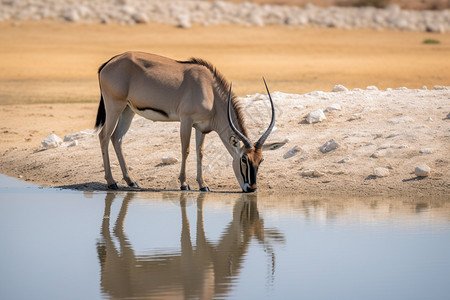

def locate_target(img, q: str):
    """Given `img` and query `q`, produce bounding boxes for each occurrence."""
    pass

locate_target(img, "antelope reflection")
[97,192,284,299]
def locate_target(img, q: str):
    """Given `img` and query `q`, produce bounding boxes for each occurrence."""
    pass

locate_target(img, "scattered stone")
[387,115,414,124]
[320,139,340,153]
[427,117,433,122]
[283,145,301,159]
[421,85,428,90]
[444,112,450,120]
[366,86,378,91]
[67,140,78,147]
[41,133,63,149]
[434,85,448,90]
[419,148,433,154]
[301,169,325,177]
[347,113,362,121]
[332,84,348,92]
[373,167,390,177]
[0,1,448,32]
[132,12,149,24]
[162,157,178,164]
[338,157,350,163]
[324,104,342,113]
[306,109,326,124]
[415,164,431,177]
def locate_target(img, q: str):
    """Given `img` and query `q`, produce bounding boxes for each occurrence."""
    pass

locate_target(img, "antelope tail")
[95,93,105,130]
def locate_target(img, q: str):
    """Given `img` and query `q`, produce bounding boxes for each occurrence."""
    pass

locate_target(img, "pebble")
[332,85,348,92]
[373,167,390,177]
[306,109,326,124]
[41,133,63,149]
[320,139,340,153]
[415,164,431,177]
[366,86,379,91]
[419,148,433,154]
[162,157,178,164]
[324,104,342,113]
[348,113,363,121]
[338,157,350,163]
[387,115,415,124]
[283,145,301,159]
[301,169,325,177]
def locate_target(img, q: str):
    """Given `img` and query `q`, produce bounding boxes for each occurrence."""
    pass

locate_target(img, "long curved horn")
[227,83,252,149]
[254,78,276,149]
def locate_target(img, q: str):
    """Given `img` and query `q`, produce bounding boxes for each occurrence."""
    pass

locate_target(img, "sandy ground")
[0,22,449,197]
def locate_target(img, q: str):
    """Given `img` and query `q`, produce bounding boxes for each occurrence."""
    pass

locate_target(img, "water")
[0,174,449,300]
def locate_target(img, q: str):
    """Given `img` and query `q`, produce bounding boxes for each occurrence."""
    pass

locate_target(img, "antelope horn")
[254,78,275,149]
[227,82,252,149]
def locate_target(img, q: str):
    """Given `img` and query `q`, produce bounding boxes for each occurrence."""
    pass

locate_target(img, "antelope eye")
[241,156,247,163]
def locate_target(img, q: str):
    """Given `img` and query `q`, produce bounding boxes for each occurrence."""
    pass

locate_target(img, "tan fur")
[96,51,272,191]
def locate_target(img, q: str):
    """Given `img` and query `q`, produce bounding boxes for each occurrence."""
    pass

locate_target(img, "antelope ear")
[261,139,289,151]
[229,135,241,148]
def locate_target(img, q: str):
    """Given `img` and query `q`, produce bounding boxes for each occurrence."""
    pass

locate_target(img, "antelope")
[95,52,275,192]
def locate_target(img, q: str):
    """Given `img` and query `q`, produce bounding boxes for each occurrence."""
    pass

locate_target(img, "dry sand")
[0,22,449,197]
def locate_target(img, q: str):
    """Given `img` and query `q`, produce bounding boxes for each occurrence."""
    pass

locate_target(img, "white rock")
[67,140,78,147]
[366,85,378,91]
[373,167,390,177]
[306,109,326,124]
[419,148,433,154]
[132,12,149,24]
[320,139,340,153]
[387,115,414,124]
[338,157,350,163]
[415,164,431,177]
[283,145,301,159]
[324,104,342,112]
[162,157,178,164]
[41,134,63,149]
[348,113,362,121]
[62,9,80,22]
[332,84,348,92]
[434,85,448,90]
[301,169,325,177]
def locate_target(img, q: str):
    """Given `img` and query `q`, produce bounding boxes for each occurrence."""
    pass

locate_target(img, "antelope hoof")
[200,186,211,192]
[180,185,191,191]
[128,182,140,189]
[107,183,119,190]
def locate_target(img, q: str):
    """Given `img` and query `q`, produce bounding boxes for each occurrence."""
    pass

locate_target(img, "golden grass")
[0,21,449,104]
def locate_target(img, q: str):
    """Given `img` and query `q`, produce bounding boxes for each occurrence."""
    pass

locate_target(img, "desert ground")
[0,17,449,197]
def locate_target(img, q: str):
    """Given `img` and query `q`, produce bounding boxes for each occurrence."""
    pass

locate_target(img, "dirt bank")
[1,87,448,197]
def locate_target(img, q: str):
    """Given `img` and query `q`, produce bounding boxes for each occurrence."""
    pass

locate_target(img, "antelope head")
[227,79,275,193]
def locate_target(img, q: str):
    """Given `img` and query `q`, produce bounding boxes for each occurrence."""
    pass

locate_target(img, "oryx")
[95,52,274,192]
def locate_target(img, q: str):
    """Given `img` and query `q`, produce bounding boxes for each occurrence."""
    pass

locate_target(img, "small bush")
[423,39,441,44]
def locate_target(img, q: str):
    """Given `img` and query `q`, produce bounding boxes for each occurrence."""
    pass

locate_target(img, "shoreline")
[1,87,448,198]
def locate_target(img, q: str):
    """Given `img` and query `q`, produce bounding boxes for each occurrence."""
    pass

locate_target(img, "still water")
[0,174,449,300]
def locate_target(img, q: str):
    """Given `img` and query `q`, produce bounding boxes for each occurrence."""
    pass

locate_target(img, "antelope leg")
[179,118,193,190]
[195,129,210,191]
[99,97,126,188]
[111,106,139,188]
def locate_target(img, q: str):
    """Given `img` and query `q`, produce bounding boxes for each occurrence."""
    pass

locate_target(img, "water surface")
[0,174,449,300]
